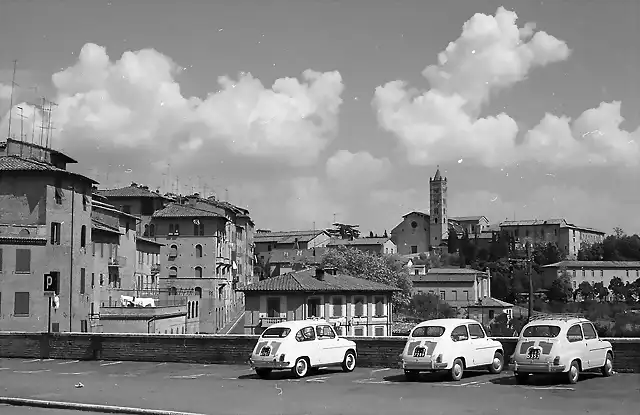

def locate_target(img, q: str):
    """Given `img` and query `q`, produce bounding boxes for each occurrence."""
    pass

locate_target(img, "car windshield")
[261,327,291,338]
[522,325,561,338]
[411,326,446,337]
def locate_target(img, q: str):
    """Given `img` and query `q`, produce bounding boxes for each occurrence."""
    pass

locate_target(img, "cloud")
[522,101,640,167]
[1,43,344,168]
[0,83,11,100]
[326,150,391,189]
[374,6,576,168]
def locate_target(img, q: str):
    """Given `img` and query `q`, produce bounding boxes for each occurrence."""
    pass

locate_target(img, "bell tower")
[429,166,448,250]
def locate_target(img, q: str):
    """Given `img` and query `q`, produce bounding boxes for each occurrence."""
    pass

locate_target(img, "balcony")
[260,317,286,326]
[151,264,161,274]
[108,256,127,267]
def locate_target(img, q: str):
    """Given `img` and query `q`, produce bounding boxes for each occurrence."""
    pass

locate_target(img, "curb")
[0,397,206,415]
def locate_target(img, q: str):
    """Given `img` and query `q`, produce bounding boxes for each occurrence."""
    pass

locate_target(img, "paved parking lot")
[0,358,637,414]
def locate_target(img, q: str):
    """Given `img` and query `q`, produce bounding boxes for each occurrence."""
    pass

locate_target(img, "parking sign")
[44,273,57,293]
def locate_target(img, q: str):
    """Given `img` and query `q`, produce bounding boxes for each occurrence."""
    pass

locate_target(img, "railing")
[260,317,286,326]
[150,264,161,274]
[108,256,127,267]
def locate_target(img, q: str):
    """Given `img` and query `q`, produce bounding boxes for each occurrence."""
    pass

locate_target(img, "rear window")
[411,326,445,337]
[261,327,291,338]
[522,325,561,338]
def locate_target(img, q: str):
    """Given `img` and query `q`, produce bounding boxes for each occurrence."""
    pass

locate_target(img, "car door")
[467,323,494,366]
[295,326,322,366]
[450,325,471,365]
[581,322,604,369]
[315,324,343,365]
[565,323,587,367]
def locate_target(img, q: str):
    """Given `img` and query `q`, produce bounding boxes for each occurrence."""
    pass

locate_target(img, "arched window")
[195,301,199,318]
[169,286,177,295]
[195,244,203,258]
[149,224,155,237]
[80,225,86,248]
[191,302,195,318]
[195,287,202,298]
[169,244,178,259]
[19,229,30,236]
[195,267,202,279]
[169,266,178,278]
[187,301,191,319]
[144,224,149,237]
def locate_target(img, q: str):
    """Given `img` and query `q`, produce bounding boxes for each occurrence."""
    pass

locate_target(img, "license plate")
[260,347,271,357]
[413,347,426,358]
[527,348,540,360]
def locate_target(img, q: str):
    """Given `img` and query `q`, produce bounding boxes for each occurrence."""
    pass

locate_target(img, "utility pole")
[526,241,533,323]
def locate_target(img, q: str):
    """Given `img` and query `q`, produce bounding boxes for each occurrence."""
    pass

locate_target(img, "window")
[489,310,495,320]
[50,222,61,245]
[174,224,180,235]
[149,224,156,237]
[411,326,445,337]
[169,244,178,258]
[122,205,131,214]
[353,326,364,336]
[468,323,485,339]
[308,297,322,317]
[187,302,191,319]
[0,248,2,272]
[195,244,203,258]
[463,290,469,301]
[316,325,336,339]
[451,325,469,342]
[144,224,149,237]
[411,245,418,254]
[193,223,199,236]
[54,184,63,204]
[80,268,86,294]
[195,287,202,298]
[411,221,418,229]
[195,267,202,278]
[261,327,291,338]
[353,296,365,316]
[91,302,95,316]
[80,225,86,248]
[331,296,344,317]
[199,224,204,236]
[125,221,130,235]
[582,323,597,340]
[51,323,60,332]
[440,291,445,301]
[266,297,280,317]
[80,320,88,333]
[169,266,177,278]
[600,270,604,277]
[15,249,31,273]
[373,296,385,316]
[452,290,458,301]
[567,324,583,343]
[82,194,88,211]
[14,292,30,316]
[374,326,384,336]
[295,326,316,342]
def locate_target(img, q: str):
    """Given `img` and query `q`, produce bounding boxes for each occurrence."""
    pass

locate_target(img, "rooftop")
[542,260,640,269]
[260,248,328,264]
[96,183,171,199]
[151,203,226,219]
[237,268,400,293]
[0,155,97,184]
[499,219,604,234]
[469,297,514,308]
[450,216,488,222]
[254,229,327,244]
[327,237,392,247]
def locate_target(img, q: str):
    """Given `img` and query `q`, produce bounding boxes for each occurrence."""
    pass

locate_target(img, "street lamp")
[525,241,533,322]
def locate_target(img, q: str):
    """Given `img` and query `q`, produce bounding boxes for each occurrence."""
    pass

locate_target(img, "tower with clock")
[429,166,448,250]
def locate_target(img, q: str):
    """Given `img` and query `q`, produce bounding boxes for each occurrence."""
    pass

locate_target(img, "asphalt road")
[0,358,638,415]
[0,405,87,415]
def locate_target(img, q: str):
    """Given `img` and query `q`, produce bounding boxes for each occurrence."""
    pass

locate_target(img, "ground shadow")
[383,370,489,383]
[491,371,602,386]
[238,367,340,380]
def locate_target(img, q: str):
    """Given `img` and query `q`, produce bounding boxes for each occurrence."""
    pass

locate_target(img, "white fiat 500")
[249,319,358,379]
[512,314,614,384]
[401,318,505,381]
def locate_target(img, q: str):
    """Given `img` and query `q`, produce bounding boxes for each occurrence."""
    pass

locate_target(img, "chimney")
[315,267,325,281]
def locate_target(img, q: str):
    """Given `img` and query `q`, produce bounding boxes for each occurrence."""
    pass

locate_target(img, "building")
[429,167,448,250]
[134,236,162,294]
[391,211,431,255]
[499,219,605,259]
[94,183,172,237]
[467,298,514,327]
[449,216,490,237]
[256,247,328,279]
[411,268,492,308]
[0,138,96,332]
[326,237,397,255]
[254,230,330,254]
[237,267,399,337]
[540,260,640,294]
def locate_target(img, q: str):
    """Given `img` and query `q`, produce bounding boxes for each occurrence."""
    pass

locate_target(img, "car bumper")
[249,358,291,370]
[513,361,566,373]
[402,358,448,371]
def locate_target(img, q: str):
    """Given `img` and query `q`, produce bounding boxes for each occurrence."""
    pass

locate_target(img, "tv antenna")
[6,60,17,140]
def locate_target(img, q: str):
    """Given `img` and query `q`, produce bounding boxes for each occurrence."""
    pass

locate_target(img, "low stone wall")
[0,332,637,372]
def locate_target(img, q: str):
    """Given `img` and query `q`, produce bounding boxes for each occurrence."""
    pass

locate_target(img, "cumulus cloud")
[374,6,574,167]
[0,83,11,100]
[326,150,391,188]
[1,43,344,167]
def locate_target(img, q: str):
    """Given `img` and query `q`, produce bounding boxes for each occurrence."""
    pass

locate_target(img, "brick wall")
[0,333,638,372]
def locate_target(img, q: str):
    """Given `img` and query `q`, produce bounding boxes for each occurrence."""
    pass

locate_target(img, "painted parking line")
[100,361,122,366]
[370,368,391,374]
[306,376,330,383]
[0,368,9,371]
[58,372,93,376]
[521,386,575,391]
[167,373,209,379]
[41,359,55,362]
[21,359,41,363]
[457,380,490,387]
[58,360,80,365]
[13,369,51,374]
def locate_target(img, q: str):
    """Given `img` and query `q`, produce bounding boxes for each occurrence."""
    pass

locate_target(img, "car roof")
[266,319,331,331]
[525,318,590,326]
[414,318,480,329]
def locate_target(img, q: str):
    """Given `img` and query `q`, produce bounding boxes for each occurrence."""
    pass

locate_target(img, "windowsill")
[14,314,30,317]
[15,271,31,274]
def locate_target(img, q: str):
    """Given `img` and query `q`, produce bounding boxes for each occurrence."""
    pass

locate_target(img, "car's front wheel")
[341,350,356,372]
[601,352,614,377]
[488,351,504,374]
[255,368,272,379]
[292,357,310,378]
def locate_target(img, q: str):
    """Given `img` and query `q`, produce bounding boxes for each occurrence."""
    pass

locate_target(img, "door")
[566,323,587,366]
[467,323,494,366]
[315,324,343,365]
[581,322,603,368]
[295,325,322,366]
[307,298,322,318]
[450,325,471,365]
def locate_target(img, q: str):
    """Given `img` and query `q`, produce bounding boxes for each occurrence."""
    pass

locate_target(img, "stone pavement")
[0,358,637,414]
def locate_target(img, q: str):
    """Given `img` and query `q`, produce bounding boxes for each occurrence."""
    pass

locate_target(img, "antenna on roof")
[6,60,17,140]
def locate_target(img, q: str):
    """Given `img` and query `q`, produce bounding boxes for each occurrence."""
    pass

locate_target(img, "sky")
[1,0,639,236]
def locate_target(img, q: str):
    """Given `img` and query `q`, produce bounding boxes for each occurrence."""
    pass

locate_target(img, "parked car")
[248,319,358,379]
[401,318,505,381]
[512,314,614,384]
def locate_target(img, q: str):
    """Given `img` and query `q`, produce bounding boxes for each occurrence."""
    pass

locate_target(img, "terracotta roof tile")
[327,237,392,246]
[542,261,640,269]
[96,185,168,199]
[152,203,225,219]
[254,230,326,244]
[238,268,400,293]
[0,156,97,184]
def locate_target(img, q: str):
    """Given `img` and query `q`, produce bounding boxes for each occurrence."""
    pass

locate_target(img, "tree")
[320,246,413,308]
[577,242,604,261]
[409,293,456,320]
[531,242,565,273]
[327,223,360,240]
[383,230,388,238]
[459,232,477,265]
[608,277,626,302]
[547,268,572,303]
[447,231,459,254]
[489,230,509,260]
[577,281,594,301]
[593,282,609,302]
[369,231,374,238]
